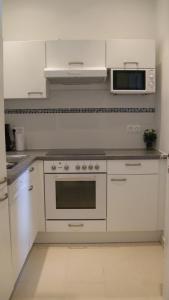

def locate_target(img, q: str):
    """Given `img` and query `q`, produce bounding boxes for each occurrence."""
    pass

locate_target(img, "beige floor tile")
[11,243,164,300]
[66,247,104,283]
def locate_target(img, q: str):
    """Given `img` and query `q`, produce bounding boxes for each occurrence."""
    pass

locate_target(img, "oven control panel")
[44,160,107,173]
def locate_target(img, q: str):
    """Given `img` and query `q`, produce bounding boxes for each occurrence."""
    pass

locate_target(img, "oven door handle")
[55,177,97,181]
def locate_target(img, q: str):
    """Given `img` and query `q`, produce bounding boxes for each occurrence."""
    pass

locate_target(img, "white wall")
[156,0,169,153]
[3,0,156,41]
[156,1,169,299]
[3,0,157,149]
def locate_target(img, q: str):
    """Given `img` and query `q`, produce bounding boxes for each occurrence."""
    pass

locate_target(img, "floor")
[11,243,163,300]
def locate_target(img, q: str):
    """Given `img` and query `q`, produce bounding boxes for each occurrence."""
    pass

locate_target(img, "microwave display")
[113,70,146,90]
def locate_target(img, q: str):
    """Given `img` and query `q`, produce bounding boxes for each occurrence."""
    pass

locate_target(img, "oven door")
[45,173,106,220]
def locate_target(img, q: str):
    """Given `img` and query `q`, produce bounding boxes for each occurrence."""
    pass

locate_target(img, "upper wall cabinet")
[46,40,106,68]
[3,41,46,99]
[106,39,155,69]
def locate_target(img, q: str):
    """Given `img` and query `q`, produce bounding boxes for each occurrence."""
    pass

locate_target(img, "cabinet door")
[107,174,159,232]
[0,187,13,300]
[106,39,155,68]
[0,14,6,190]
[9,171,32,280]
[29,162,38,245]
[3,41,46,99]
[46,40,106,68]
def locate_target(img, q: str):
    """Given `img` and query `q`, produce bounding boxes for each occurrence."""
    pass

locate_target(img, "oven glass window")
[113,70,145,90]
[55,181,96,209]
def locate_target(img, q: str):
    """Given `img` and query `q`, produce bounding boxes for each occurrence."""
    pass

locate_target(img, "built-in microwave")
[110,68,156,94]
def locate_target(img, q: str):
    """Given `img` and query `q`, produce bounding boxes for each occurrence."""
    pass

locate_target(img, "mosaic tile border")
[5,107,155,114]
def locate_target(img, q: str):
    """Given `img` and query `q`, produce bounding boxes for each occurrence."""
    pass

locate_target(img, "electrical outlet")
[127,125,133,133]
[134,125,141,133]
[127,125,141,133]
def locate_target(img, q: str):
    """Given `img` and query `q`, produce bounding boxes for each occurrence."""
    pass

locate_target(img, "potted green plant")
[143,129,157,150]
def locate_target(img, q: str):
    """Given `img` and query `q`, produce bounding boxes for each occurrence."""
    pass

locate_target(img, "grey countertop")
[7,148,166,185]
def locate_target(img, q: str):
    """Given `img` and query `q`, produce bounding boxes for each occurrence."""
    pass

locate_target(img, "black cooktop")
[47,149,105,156]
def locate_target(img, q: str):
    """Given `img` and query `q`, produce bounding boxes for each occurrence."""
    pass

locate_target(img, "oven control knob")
[95,164,100,170]
[51,165,56,171]
[82,165,87,170]
[76,165,80,170]
[64,165,69,171]
[88,165,93,170]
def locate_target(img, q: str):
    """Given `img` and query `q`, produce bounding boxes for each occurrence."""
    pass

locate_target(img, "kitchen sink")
[6,154,28,170]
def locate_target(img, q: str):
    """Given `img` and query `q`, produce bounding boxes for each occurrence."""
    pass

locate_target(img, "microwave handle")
[123,61,139,67]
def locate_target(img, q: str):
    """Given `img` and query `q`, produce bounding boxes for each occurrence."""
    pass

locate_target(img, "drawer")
[107,160,159,175]
[46,220,106,233]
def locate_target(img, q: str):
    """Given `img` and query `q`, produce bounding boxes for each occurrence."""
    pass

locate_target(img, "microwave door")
[111,70,146,94]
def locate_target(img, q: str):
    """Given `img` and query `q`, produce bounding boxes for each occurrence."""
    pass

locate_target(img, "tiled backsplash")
[5,87,156,149]
[5,107,155,114]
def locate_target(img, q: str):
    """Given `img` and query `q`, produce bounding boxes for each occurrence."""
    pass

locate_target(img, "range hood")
[44,67,107,84]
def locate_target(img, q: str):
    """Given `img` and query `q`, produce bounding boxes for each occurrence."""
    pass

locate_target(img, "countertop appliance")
[110,68,156,94]
[44,159,107,220]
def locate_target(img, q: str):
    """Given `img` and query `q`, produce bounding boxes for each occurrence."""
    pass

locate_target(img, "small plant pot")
[146,141,154,150]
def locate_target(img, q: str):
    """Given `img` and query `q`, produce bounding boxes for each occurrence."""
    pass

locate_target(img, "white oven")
[44,160,106,220]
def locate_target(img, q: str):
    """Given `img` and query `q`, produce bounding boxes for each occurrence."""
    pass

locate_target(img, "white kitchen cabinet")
[107,159,159,175]
[3,41,46,99]
[107,174,159,232]
[0,7,13,299]
[106,39,155,68]
[0,187,13,300]
[9,164,38,280]
[0,21,6,191]
[46,40,106,68]
[28,162,40,242]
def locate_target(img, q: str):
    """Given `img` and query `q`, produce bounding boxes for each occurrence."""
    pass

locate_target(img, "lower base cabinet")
[9,164,38,281]
[107,174,159,232]
[0,187,13,300]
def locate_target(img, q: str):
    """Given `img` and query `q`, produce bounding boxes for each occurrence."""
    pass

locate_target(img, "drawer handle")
[125,163,142,167]
[68,62,84,66]
[27,92,43,95]
[29,167,35,172]
[111,178,127,182]
[28,185,33,191]
[0,177,7,185]
[0,193,8,202]
[68,224,84,228]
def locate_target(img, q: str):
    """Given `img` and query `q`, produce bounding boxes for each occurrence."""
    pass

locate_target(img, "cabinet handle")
[29,167,34,172]
[123,61,139,67]
[68,224,84,228]
[27,92,43,95]
[0,177,7,185]
[28,185,33,191]
[125,163,141,167]
[0,193,8,202]
[111,178,127,182]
